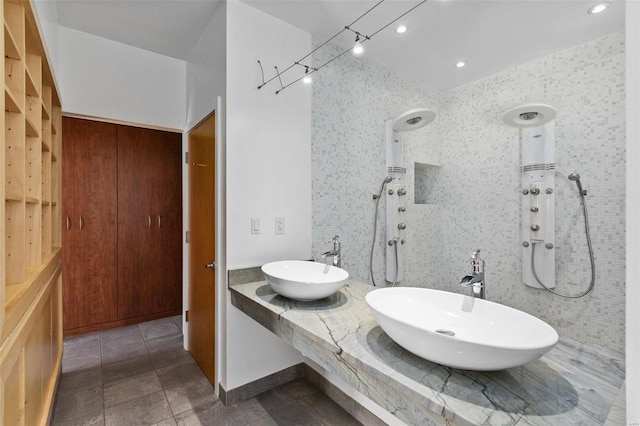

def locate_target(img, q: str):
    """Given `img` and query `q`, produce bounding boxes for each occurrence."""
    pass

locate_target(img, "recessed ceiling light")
[587,2,609,14]
[396,25,407,34]
[353,43,364,56]
[302,76,312,84]
[455,61,466,68]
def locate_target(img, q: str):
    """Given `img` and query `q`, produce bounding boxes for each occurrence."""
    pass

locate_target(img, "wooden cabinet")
[117,126,182,319]
[62,118,182,334]
[62,118,118,330]
[1,0,63,424]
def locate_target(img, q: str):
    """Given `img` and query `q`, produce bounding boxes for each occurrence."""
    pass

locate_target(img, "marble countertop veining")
[229,280,624,426]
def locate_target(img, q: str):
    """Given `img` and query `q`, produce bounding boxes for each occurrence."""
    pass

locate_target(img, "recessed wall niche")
[414,162,442,205]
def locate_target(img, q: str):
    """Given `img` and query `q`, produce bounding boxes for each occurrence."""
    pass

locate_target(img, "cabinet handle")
[148,215,152,229]
[66,216,71,230]
[158,215,161,228]
[79,216,84,230]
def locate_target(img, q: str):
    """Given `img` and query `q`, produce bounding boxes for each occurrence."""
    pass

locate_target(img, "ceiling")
[54,0,625,91]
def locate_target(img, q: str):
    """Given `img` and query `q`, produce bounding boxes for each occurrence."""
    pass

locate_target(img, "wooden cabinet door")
[62,118,118,330]
[117,126,182,319]
[152,131,183,314]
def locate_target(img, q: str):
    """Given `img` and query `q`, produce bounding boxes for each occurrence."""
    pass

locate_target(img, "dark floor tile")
[280,378,321,400]
[152,418,178,426]
[62,333,102,373]
[104,390,173,426]
[58,365,103,396]
[151,346,194,370]
[173,315,184,332]
[104,370,163,408]
[248,414,279,426]
[52,412,105,426]
[101,325,145,356]
[157,358,206,389]
[258,398,323,426]
[174,400,227,426]
[146,333,184,354]
[139,316,182,341]
[102,354,156,386]
[53,386,104,424]
[164,376,216,415]
[299,393,362,426]
[255,386,294,410]
[102,340,148,364]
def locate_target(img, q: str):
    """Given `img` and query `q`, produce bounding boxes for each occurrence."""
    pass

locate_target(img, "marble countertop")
[230,280,624,425]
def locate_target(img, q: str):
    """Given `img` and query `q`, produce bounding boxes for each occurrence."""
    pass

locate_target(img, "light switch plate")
[275,217,285,234]
[251,217,260,235]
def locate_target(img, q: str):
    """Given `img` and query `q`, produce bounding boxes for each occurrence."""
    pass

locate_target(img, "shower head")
[502,103,557,128]
[392,108,436,132]
[568,173,586,196]
[374,176,394,199]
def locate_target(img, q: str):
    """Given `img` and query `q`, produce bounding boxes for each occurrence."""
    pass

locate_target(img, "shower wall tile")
[311,31,625,354]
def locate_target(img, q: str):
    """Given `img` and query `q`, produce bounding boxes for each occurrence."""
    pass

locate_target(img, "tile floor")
[53,315,361,426]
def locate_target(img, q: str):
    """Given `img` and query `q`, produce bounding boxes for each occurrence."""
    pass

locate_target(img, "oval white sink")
[366,287,559,370]
[261,260,349,301]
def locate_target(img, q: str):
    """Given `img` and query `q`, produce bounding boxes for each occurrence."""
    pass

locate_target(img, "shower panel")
[382,108,436,284]
[503,103,557,289]
[385,120,406,283]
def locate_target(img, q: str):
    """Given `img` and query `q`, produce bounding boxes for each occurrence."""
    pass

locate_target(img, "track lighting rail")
[256,0,427,95]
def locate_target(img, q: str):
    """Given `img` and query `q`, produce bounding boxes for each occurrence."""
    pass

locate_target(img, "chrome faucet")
[322,235,341,268]
[460,249,485,299]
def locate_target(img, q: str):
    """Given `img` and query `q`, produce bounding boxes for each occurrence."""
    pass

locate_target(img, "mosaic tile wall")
[311,31,626,354]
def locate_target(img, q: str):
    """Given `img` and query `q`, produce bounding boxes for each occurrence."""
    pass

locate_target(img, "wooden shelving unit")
[1,1,63,424]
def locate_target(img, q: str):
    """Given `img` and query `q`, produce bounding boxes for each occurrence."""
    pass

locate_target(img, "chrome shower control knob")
[398,188,407,196]
[522,189,529,195]
[546,188,553,194]
[545,243,554,249]
[530,224,540,231]
[530,188,540,195]
[522,241,530,247]
[398,206,406,212]
[388,189,395,195]
[398,223,407,230]
[530,207,539,212]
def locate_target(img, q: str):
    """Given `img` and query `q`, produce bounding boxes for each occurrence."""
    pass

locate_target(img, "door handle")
[158,215,161,228]
[79,216,84,230]
[66,216,71,230]
[148,215,152,229]
[205,262,216,269]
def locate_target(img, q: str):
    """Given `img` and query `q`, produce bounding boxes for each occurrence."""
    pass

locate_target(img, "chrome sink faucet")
[322,235,341,268]
[460,249,485,299]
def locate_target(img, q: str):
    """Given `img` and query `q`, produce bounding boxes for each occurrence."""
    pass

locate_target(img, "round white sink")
[261,260,349,301]
[366,287,559,370]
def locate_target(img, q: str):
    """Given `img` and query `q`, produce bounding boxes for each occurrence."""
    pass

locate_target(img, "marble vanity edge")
[228,267,264,286]
[229,281,467,426]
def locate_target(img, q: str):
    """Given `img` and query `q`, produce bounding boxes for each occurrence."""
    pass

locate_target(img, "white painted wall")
[32,0,60,88]
[186,1,226,131]
[223,0,311,389]
[183,2,227,392]
[58,26,186,130]
[626,1,640,422]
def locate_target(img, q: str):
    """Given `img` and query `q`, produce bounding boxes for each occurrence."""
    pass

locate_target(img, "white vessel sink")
[366,287,558,370]
[261,260,349,301]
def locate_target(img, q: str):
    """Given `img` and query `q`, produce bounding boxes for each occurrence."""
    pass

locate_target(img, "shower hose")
[370,177,399,287]
[531,189,595,298]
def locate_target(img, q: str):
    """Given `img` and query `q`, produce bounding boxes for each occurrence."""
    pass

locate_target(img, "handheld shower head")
[374,176,393,200]
[568,173,586,196]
